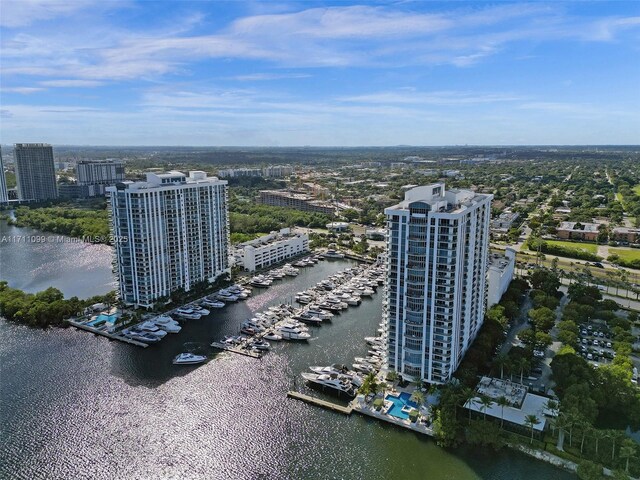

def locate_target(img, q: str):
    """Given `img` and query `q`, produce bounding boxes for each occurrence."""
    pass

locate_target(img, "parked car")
[593,262,605,268]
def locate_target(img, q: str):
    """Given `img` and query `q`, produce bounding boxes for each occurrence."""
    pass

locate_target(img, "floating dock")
[210,342,263,359]
[286,391,353,415]
[66,320,149,348]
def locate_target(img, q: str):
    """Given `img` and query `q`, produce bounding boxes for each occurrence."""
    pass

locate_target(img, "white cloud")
[0,0,112,28]
[231,73,312,81]
[3,3,639,83]
[1,87,45,94]
[40,79,104,87]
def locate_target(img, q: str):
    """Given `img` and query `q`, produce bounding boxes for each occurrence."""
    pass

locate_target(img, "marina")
[1,221,574,480]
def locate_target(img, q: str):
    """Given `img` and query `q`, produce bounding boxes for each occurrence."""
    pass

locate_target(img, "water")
[0,220,115,298]
[0,224,574,480]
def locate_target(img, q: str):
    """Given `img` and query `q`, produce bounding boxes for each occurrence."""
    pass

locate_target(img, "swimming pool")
[87,313,118,326]
[385,392,418,420]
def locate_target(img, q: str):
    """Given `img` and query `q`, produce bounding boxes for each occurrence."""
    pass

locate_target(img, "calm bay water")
[0,221,575,480]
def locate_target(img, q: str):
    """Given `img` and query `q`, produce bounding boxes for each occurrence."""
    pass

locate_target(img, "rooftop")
[387,183,491,215]
[464,377,555,431]
[558,221,599,233]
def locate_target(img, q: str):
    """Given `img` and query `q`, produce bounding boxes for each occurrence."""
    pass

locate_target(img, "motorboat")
[276,324,311,341]
[353,363,376,374]
[323,249,345,259]
[202,298,225,308]
[138,321,168,338]
[250,276,272,288]
[306,307,333,321]
[248,339,271,351]
[365,336,381,345]
[317,302,342,313]
[216,290,239,302]
[153,316,182,333]
[263,331,283,341]
[123,329,161,344]
[301,373,357,397]
[292,313,322,326]
[175,308,201,320]
[295,294,312,305]
[308,365,363,387]
[242,320,265,332]
[191,305,210,316]
[240,326,258,336]
[173,353,207,365]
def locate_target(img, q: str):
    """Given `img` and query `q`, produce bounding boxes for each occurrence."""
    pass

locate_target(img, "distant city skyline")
[1,1,639,146]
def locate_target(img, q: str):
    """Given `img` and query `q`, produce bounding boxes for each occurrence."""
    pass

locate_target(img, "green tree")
[576,460,603,480]
[619,439,637,474]
[496,396,510,428]
[524,414,541,444]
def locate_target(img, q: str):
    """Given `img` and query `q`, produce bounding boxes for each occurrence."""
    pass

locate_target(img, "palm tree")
[479,394,493,422]
[554,413,569,451]
[524,414,541,444]
[410,390,425,406]
[620,439,636,474]
[494,353,508,380]
[496,396,510,428]
[592,428,606,457]
[516,357,529,385]
[577,416,591,454]
[457,386,475,424]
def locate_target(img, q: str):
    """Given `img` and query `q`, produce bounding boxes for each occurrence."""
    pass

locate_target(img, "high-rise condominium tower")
[14,143,58,201]
[76,159,126,196]
[384,184,492,384]
[0,148,8,203]
[107,171,230,308]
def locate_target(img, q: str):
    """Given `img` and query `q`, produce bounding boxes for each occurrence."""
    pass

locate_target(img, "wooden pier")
[210,342,263,359]
[286,391,353,415]
[66,320,149,348]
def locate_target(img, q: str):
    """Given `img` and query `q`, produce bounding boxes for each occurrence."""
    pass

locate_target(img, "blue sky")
[1,1,639,146]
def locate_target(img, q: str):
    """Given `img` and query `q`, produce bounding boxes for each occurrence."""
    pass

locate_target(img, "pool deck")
[286,391,354,415]
[66,319,149,348]
[353,403,434,436]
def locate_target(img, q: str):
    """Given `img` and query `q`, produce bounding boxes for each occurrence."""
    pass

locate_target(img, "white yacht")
[138,321,168,338]
[173,353,207,365]
[263,331,283,341]
[175,308,201,320]
[153,315,182,333]
[301,373,357,397]
[276,324,311,341]
[323,249,345,259]
[202,298,225,308]
[191,305,210,316]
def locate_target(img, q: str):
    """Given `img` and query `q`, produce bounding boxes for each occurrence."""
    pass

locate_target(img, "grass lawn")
[634,184,640,196]
[609,248,640,262]
[544,239,598,254]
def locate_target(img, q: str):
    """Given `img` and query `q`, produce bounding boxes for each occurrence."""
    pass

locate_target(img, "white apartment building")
[384,183,492,384]
[235,228,309,272]
[107,171,229,308]
[487,248,516,307]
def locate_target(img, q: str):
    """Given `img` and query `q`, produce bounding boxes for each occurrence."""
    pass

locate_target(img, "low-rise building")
[217,168,262,178]
[327,222,350,232]
[365,228,385,240]
[557,221,599,241]
[464,377,555,435]
[235,229,309,272]
[258,189,335,216]
[611,227,640,243]
[487,248,516,307]
[491,212,520,233]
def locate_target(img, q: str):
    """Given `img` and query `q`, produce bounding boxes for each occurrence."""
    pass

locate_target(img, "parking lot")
[577,322,617,367]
